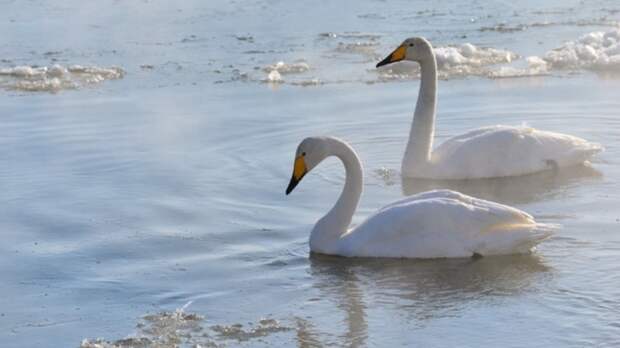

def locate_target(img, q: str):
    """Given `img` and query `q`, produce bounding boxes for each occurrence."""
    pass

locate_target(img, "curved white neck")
[402,55,437,172]
[310,138,363,254]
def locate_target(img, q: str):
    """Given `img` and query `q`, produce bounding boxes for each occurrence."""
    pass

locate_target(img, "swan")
[285,136,556,258]
[376,37,603,179]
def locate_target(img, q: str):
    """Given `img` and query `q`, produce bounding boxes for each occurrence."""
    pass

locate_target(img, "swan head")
[376,37,434,67]
[286,137,329,195]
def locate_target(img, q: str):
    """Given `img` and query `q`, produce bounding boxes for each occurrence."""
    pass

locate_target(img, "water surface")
[1,0,620,347]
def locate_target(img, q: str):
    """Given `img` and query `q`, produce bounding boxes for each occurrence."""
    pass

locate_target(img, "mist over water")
[1,0,620,347]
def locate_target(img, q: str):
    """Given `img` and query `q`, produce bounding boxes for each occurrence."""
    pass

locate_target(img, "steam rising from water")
[2,1,619,347]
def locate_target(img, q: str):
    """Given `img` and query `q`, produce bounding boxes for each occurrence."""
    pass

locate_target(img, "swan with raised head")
[285,136,556,258]
[376,37,602,179]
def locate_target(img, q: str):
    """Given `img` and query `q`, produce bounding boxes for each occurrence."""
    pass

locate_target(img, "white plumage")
[339,190,554,258]
[418,125,603,179]
[286,136,556,258]
[376,37,602,179]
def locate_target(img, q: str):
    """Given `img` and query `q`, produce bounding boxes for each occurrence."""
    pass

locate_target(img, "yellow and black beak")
[376,44,407,68]
[286,154,308,195]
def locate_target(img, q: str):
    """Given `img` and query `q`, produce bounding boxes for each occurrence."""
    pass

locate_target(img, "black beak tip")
[286,172,306,195]
[376,55,392,68]
[286,176,298,195]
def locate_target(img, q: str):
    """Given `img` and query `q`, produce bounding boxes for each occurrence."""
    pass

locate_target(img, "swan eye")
[302,152,306,156]
[409,43,415,47]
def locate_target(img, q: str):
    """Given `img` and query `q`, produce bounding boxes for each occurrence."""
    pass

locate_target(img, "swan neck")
[403,56,437,170]
[310,138,363,253]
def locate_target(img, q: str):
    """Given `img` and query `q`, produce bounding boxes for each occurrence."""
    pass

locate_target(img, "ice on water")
[255,34,619,84]
[543,28,620,71]
[80,309,291,348]
[263,61,310,75]
[488,56,550,78]
[0,64,124,92]
[377,43,520,80]
[262,60,313,84]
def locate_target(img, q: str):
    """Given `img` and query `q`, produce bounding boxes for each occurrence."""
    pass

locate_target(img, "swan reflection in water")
[394,164,602,205]
[295,253,551,347]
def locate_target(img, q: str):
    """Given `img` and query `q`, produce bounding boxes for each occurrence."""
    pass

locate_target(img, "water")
[1,0,620,346]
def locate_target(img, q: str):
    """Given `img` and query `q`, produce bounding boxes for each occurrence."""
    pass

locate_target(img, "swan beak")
[286,155,308,195]
[376,45,407,68]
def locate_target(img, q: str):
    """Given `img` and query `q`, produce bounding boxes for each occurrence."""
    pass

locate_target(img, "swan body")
[413,125,602,180]
[286,136,556,258]
[376,37,602,179]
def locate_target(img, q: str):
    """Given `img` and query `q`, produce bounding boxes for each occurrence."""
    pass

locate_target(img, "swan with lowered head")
[285,136,556,258]
[376,37,602,179]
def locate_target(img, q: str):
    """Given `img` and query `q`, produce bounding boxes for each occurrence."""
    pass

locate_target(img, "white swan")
[376,37,603,179]
[285,136,556,258]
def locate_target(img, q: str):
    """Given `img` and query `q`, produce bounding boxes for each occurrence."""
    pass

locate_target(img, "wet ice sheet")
[0,64,124,92]
[543,28,620,71]
[80,309,291,348]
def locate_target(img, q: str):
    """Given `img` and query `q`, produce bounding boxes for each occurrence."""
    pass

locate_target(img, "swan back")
[337,190,555,258]
[424,125,603,179]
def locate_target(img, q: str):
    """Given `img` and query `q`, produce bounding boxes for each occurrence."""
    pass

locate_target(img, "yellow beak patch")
[293,155,307,180]
[391,45,407,61]
[286,154,308,195]
[376,45,407,67]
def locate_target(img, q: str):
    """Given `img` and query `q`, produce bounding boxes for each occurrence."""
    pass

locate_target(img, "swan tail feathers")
[474,222,558,256]
[574,142,604,160]
[527,223,558,242]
